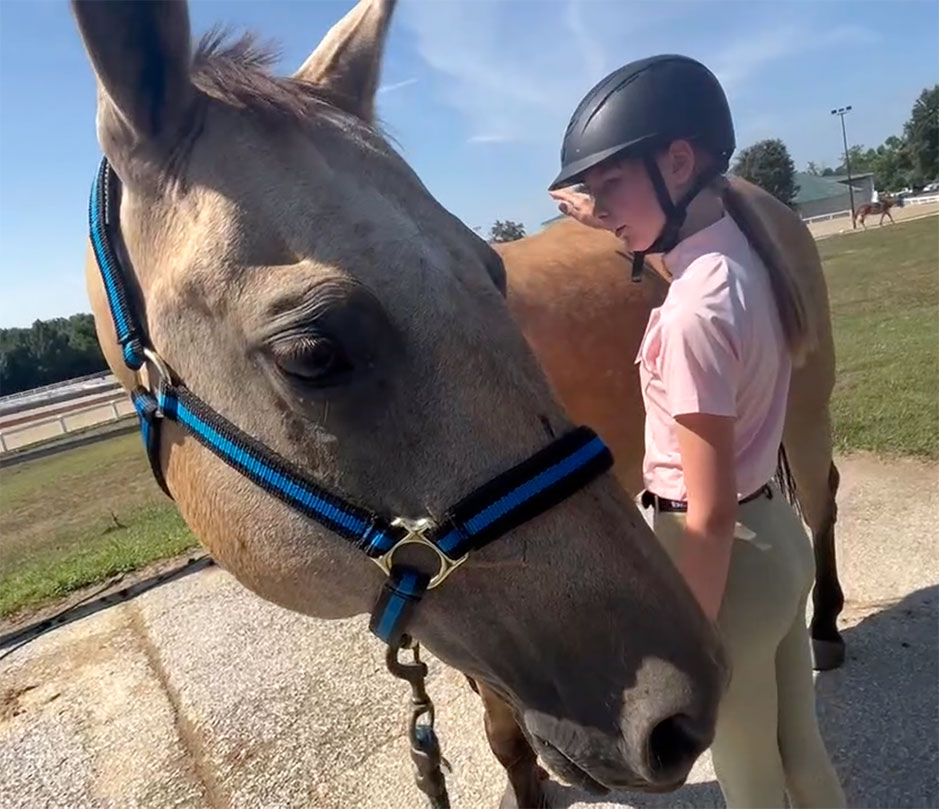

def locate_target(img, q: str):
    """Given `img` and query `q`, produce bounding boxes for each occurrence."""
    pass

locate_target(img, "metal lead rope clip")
[386,635,451,809]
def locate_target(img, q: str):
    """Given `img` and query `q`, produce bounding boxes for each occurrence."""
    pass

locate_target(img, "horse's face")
[73,0,725,791]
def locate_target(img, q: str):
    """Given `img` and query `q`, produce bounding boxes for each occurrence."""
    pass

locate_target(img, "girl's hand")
[549,187,607,230]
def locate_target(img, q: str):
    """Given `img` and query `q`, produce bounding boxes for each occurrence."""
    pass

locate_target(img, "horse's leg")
[469,678,549,809]
[781,408,845,671]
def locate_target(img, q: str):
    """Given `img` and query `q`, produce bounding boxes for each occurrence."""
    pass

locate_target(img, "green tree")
[869,136,914,192]
[0,331,35,395]
[0,313,107,395]
[836,138,916,192]
[489,220,526,243]
[903,85,939,184]
[834,144,876,176]
[732,139,799,206]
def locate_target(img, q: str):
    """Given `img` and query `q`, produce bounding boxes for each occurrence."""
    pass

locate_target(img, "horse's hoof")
[812,637,845,671]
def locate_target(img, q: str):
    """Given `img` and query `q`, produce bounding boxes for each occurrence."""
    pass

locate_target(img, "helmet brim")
[547,137,651,191]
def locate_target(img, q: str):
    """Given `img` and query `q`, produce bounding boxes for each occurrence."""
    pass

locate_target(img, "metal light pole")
[831,105,856,228]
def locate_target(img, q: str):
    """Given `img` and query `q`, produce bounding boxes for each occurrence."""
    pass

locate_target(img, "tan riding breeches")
[647,484,846,809]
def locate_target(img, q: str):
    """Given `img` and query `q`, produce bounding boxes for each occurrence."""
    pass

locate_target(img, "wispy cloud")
[712,22,879,95]
[378,77,418,95]
[711,26,805,95]
[467,133,514,144]
[564,0,606,86]
[398,0,605,144]
[822,24,880,46]
[397,1,879,150]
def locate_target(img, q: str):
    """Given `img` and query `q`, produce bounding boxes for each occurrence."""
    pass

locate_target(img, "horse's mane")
[190,28,352,127]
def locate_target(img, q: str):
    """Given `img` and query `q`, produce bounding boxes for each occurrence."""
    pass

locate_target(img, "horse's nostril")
[647,713,707,779]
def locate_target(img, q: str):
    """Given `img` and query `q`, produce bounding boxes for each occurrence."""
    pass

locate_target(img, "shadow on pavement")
[816,585,938,809]
[543,585,938,808]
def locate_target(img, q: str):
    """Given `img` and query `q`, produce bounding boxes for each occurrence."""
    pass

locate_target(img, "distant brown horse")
[854,195,898,228]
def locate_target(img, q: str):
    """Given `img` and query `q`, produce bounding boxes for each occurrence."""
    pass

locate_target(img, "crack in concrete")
[126,603,227,809]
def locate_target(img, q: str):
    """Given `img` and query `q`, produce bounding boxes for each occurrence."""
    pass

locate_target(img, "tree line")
[806,85,938,192]
[0,314,108,395]
[733,85,938,206]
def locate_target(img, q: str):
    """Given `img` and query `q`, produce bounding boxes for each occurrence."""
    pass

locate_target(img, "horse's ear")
[293,0,395,123]
[71,0,194,175]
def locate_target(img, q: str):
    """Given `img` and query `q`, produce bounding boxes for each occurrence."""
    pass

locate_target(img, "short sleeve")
[658,304,740,419]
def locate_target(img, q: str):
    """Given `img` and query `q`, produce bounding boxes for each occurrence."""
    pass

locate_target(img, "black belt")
[640,483,773,513]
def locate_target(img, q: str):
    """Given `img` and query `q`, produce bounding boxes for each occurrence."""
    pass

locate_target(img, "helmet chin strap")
[629,153,721,282]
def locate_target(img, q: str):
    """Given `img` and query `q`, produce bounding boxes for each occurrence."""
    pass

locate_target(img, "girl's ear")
[665,139,697,187]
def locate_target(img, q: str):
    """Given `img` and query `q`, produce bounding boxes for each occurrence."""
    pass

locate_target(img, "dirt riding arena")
[806,200,939,240]
[1,452,936,809]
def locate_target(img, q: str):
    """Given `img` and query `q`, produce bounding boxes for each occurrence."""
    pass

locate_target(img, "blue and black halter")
[88,157,614,646]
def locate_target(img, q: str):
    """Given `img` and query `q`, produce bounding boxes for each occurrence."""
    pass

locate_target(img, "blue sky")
[1,0,936,328]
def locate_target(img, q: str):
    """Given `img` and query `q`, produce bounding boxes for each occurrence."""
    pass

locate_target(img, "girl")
[548,55,845,809]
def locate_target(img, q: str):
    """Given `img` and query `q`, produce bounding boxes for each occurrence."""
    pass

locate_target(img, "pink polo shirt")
[636,213,791,501]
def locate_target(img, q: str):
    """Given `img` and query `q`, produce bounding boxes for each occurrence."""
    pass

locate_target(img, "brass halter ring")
[370,517,468,589]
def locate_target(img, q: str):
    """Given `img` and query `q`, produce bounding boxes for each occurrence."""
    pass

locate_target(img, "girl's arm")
[673,411,738,622]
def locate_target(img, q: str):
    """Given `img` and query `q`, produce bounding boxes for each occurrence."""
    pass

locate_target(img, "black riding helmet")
[550,55,735,280]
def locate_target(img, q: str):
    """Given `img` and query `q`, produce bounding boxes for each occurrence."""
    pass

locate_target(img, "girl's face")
[583,140,696,251]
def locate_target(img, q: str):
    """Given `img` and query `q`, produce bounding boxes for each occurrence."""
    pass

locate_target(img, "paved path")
[2,453,937,809]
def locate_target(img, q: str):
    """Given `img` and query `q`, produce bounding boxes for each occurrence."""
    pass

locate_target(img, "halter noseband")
[88,157,614,646]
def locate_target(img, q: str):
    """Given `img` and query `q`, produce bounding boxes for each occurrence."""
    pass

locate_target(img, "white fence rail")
[906,193,939,206]
[802,209,852,224]
[0,395,135,453]
[0,370,113,404]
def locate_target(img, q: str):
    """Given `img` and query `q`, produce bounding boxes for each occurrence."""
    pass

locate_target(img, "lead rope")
[386,635,452,808]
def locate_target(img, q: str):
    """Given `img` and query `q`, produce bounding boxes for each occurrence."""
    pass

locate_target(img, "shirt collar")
[663,212,734,280]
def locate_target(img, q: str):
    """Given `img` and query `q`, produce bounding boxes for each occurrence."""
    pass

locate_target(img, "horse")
[71,0,727,805]
[485,180,846,806]
[853,195,899,228]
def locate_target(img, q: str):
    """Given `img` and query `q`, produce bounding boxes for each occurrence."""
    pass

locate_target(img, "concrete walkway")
[2,453,937,809]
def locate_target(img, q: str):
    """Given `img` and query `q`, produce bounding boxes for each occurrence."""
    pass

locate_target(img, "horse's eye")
[271,336,353,386]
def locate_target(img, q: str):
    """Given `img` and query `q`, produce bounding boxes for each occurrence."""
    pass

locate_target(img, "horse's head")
[72,0,725,791]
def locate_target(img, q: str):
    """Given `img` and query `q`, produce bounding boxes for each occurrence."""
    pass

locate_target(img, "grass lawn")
[1,215,935,620]
[820,216,938,459]
[0,432,196,618]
